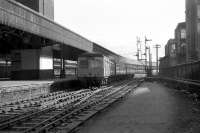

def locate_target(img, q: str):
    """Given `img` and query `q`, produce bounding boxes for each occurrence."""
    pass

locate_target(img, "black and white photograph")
[0,0,200,132]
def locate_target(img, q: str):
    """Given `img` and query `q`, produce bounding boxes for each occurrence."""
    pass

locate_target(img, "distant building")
[175,22,186,64]
[14,0,54,20]
[165,39,176,58]
[185,0,200,62]
[160,39,177,70]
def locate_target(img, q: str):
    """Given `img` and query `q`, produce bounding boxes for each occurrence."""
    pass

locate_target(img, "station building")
[185,0,200,62]
[1,0,130,80]
[0,0,93,80]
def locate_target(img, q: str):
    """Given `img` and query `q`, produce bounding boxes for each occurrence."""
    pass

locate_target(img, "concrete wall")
[11,49,40,80]
[11,46,54,80]
[21,50,39,70]
[39,46,53,79]
[39,0,54,20]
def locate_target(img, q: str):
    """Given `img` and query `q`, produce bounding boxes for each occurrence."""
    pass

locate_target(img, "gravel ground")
[0,81,53,105]
[76,82,200,133]
[0,78,76,105]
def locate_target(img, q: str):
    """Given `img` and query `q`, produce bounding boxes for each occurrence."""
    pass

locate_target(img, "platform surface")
[0,78,75,105]
[0,75,76,89]
[76,82,200,133]
[0,80,53,88]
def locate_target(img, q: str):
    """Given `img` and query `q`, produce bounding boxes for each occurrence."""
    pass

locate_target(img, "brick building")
[165,39,176,58]
[185,0,200,61]
[175,22,186,64]
[160,39,177,69]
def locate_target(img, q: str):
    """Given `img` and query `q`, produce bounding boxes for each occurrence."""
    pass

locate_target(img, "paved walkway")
[76,82,200,133]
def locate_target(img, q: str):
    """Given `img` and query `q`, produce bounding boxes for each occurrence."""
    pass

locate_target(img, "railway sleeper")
[0,108,55,130]
[34,81,134,132]
[24,109,73,132]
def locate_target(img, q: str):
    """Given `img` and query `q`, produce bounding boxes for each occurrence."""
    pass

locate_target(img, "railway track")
[0,89,93,128]
[0,79,142,133]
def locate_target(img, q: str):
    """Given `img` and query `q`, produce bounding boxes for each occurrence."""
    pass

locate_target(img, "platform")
[76,82,200,133]
[0,77,76,105]
[0,80,53,89]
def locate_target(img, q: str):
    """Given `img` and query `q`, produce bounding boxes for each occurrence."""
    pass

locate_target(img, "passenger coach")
[77,52,136,88]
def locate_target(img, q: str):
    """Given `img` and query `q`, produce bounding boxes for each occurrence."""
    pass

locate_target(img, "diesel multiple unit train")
[77,52,145,87]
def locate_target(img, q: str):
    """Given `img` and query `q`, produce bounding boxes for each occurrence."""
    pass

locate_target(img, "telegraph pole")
[144,36,152,72]
[145,46,152,76]
[149,47,152,76]
[154,44,161,73]
[139,40,142,60]
[136,37,141,60]
[148,46,151,70]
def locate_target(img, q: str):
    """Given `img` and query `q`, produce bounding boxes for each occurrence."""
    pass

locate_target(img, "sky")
[54,0,185,61]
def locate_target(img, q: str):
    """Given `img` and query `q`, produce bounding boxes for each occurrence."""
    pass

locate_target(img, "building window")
[198,5,200,19]
[180,29,186,39]
[198,22,200,33]
[171,43,176,50]
[170,43,176,56]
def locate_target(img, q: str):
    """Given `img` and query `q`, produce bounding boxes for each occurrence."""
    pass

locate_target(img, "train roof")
[79,52,145,66]
[79,52,104,57]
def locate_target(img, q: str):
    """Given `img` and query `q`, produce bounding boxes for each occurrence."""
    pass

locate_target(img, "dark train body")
[77,52,138,87]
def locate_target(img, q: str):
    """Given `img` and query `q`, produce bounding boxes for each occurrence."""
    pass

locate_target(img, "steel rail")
[0,80,134,133]
[34,81,137,133]
[0,90,92,130]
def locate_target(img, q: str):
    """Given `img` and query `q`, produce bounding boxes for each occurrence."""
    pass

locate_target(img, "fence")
[159,60,200,81]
